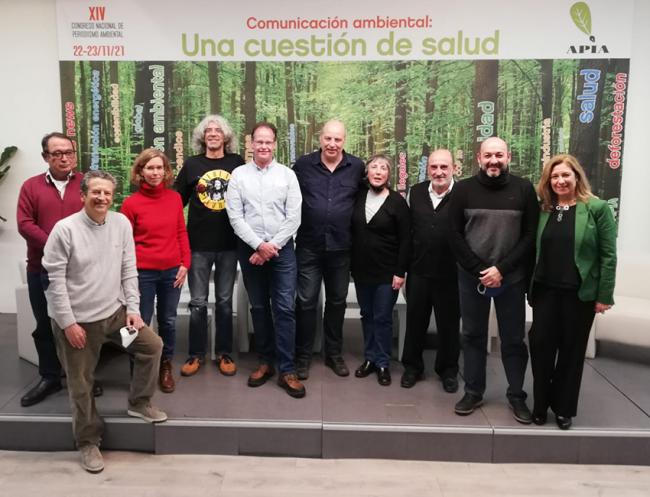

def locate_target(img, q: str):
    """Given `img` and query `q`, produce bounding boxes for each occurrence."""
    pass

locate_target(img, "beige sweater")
[43,210,139,329]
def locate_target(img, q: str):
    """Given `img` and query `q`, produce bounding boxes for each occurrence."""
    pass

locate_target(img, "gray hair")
[191,114,238,154]
[81,170,117,195]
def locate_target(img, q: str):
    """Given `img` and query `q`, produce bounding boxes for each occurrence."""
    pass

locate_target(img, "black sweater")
[448,169,538,284]
[351,188,411,285]
[408,181,457,280]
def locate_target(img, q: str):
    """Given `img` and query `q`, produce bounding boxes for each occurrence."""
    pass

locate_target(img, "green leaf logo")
[570,2,592,36]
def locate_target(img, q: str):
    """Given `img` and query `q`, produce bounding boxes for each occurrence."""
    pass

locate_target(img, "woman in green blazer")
[529,154,617,430]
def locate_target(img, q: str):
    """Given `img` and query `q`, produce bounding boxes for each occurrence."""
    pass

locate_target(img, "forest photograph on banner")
[56,0,632,219]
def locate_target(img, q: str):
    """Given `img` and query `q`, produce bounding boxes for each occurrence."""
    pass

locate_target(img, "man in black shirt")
[293,120,364,379]
[401,149,460,393]
[175,115,245,377]
[449,137,538,424]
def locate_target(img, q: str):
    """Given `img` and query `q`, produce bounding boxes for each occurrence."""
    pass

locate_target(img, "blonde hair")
[130,148,174,187]
[536,154,593,212]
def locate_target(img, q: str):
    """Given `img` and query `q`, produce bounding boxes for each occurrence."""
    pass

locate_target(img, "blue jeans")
[238,241,297,375]
[295,247,350,361]
[458,269,528,400]
[27,270,62,380]
[355,282,398,369]
[187,250,238,358]
[138,267,182,360]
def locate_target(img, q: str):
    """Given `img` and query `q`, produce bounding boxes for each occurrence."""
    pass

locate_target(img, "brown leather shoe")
[217,354,237,376]
[278,373,306,398]
[159,358,175,393]
[180,356,203,377]
[247,364,275,387]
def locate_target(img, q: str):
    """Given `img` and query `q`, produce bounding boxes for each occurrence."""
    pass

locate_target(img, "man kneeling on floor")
[43,170,167,473]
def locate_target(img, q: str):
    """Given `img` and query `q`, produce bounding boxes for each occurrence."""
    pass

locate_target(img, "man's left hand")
[392,275,405,290]
[479,266,503,288]
[126,313,145,330]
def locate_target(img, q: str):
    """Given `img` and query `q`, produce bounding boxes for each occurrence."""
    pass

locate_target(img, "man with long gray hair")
[175,115,245,377]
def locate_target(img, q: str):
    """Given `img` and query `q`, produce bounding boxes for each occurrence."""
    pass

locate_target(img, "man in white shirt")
[225,122,305,398]
[401,149,461,393]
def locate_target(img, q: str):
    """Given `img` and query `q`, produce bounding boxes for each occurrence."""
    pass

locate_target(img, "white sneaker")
[79,444,104,473]
[127,404,168,423]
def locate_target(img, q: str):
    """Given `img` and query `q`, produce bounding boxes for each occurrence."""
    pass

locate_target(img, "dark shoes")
[555,415,572,430]
[454,393,484,415]
[377,367,391,386]
[159,358,175,393]
[325,356,349,377]
[278,373,306,398]
[532,412,548,426]
[247,364,275,387]
[442,376,459,393]
[21,378,62,407]
[296,359,310,380]
[217,354,237,376]
[400,370,422,388]
[355,360,376,378]
[509,398,533,424]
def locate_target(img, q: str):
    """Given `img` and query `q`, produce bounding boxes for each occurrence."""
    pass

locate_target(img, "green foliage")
[0,145,18,222]
[570,2,592,36]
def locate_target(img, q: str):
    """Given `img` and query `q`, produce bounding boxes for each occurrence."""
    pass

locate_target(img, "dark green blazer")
[533,197,617,304]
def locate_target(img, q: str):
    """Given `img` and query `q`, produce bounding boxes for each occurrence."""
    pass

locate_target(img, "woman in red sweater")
[121,149,191,393]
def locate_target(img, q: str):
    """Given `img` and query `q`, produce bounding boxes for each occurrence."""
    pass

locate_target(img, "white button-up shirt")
[225,159,302,250]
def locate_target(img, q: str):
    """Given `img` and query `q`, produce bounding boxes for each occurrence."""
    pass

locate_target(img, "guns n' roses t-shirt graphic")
[196,169,231,211]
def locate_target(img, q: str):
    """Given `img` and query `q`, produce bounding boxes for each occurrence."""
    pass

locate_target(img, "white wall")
[1,0,649,313]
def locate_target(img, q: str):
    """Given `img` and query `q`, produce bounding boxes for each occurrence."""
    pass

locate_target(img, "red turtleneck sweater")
[120,182,191,271]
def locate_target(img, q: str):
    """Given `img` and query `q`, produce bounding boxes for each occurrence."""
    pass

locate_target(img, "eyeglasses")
[47,150,76,159]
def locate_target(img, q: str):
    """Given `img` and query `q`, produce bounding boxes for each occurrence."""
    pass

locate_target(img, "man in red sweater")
[16,132,101,406]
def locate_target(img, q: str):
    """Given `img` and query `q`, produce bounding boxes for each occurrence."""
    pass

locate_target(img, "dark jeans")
[529,283,595,417]
[187,250,238,358]
[27,270,61,380]
[402,273,460,379]
[458,269,528,401]
[295,246,350,361]
[355,281,398,369]
[238,241,298,375]
[138,267,182,360]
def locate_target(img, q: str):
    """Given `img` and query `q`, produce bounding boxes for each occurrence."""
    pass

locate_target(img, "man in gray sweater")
[43,170,167,474]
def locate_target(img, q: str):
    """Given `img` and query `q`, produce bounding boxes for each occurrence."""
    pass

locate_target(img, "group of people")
[16,116,616,473]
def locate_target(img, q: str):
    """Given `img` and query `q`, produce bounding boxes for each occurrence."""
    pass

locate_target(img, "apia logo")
[567,2,609,54]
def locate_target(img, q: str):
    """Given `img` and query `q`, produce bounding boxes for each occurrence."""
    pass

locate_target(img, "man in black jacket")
[449,137,538,424]
[401,149,460,393]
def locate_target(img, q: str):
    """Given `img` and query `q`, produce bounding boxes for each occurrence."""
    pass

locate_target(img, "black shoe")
[295,359,310,381]
[325,356,349,377]
[442,376,459,393]
[377,367,391,386]
[93,382,103,397]
[20,378,62,407]
[400,370,422,388]
[354,360,376,378]
[454,393,484,415]
[555,415,572,430]
[532,412,547,426]
[509,398,533,424]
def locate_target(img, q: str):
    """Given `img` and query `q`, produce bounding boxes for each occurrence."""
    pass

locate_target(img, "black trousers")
[401,273,460,379]
[529,283,595,418]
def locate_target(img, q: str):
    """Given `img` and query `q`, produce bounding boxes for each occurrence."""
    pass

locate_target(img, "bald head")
[428,149,455,194]
[320,120,346,167]
[477,137,511,177]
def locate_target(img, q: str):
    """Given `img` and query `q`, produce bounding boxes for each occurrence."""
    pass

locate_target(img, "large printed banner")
[56,0,632,218]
